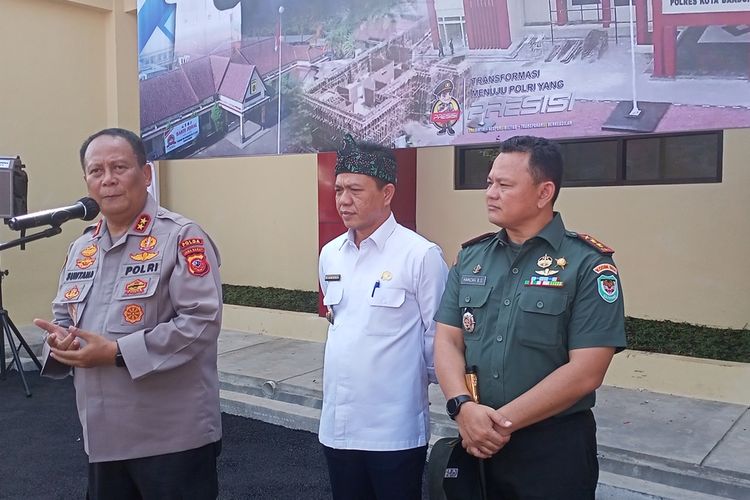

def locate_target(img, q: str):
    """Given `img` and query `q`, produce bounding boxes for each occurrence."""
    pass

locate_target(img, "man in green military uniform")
[434,135,626,499]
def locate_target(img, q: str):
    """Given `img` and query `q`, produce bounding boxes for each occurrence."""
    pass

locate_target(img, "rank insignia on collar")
[472,264,482,274]
[130,251,159,262]
[124,278,148,296]
[80,245,98,258]
[381,271,393,281]
[90,220,102,238]
[139,236,158,251]
[123,304,144,324]
[134,214,151,232]
[462,309,475,333]
[64,286,81,300]
[76,257,95,269]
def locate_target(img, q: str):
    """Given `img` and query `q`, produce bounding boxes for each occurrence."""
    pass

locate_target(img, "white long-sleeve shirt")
[318,213,448,451]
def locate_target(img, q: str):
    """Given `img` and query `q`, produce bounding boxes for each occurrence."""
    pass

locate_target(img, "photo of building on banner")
[137,0,750,160]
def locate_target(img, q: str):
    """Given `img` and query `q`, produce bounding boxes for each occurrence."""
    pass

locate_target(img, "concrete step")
[218,371,749,499]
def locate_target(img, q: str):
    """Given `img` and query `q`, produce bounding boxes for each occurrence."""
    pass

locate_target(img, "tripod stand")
[0,269,43,396]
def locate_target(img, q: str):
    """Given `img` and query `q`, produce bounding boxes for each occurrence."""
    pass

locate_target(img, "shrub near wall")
[223,285,750,363]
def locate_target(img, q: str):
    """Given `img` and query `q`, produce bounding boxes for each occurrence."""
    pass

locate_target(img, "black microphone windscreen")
[78,197,100,221]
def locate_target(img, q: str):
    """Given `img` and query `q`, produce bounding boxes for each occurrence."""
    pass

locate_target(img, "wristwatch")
[114,341,126,368]
[446,394,474,420]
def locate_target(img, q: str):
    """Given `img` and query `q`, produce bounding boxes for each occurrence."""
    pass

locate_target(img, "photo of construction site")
[137,0,750,160]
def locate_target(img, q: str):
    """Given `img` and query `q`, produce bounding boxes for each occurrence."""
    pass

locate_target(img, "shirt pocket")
[366,287,406,336]
[323,283,343,306]
[54,281,94,326]
[107,276,161,335]
[517,290,568,348]
[457,286,492,342]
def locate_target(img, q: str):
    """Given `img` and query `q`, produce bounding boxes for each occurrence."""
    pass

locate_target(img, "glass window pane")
[458,147,498,189]
[625,137,660,181]
[561,141,618,183]
[626,134,720,181]
[662,134,720,179]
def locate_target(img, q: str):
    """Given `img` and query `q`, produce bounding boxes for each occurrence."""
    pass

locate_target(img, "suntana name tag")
[325,274,341,282]
[460,275,487,286]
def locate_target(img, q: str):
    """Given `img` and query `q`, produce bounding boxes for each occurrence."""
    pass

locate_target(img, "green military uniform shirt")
[435,213,626,416]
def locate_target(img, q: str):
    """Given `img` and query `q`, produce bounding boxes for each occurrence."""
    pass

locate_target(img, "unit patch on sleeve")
[179,238,204,250]
[593,263,618,275]
[184,251,210,277]
[597,275,619,303]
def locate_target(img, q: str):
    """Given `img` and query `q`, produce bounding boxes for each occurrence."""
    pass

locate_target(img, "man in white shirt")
[318,134,449,499]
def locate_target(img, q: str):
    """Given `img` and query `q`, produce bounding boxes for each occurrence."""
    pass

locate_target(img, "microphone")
[7,197,100,231]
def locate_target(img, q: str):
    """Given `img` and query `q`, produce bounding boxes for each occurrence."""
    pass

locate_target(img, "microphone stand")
[0,225,61,396]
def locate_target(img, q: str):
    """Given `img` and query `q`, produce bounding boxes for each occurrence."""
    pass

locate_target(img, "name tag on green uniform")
[460,275,487,286]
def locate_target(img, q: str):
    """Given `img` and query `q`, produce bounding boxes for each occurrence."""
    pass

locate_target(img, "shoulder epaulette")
[571,232,615,255]
[461,232,496,249]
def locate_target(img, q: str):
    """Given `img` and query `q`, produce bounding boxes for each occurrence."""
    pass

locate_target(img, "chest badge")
[535,253,559,276]
[139,236,158,251]
[64,286,81,301]
[123,304,145,324]
[472,264,482,274]
[380,271,393,281]
[462,308,476,333]
[124,278,148,296]
[76,257,96,269]
[80,244,98,258]
[556,257,567,269]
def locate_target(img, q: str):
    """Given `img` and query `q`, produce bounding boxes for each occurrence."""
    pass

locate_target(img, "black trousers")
[484,410,598,500]
[87,440,221,500]
[322,445,428,500]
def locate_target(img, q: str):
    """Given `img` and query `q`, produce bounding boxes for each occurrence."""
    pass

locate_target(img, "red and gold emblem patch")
[139,236,158,251]
[124,278,148,296]
[64,286,80,301]
[76,257,96,269]
[133,214,151,233]
[80,244,98,258]
[123,304,144,324]
[186,253,210,277]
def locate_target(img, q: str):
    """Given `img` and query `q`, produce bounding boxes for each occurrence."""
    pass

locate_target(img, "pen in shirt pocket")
[371,280,380,297]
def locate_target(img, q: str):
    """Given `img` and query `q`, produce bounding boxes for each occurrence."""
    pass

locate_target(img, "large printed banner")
[662,0,750,14]
[137,0,750,160]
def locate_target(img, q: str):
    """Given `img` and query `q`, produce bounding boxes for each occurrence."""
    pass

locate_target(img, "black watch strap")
[446,394,474,420]
[115,342,126,368]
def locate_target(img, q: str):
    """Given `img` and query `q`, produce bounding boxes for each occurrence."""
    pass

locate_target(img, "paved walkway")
[6,326,749,499]
[215,330,750,500]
